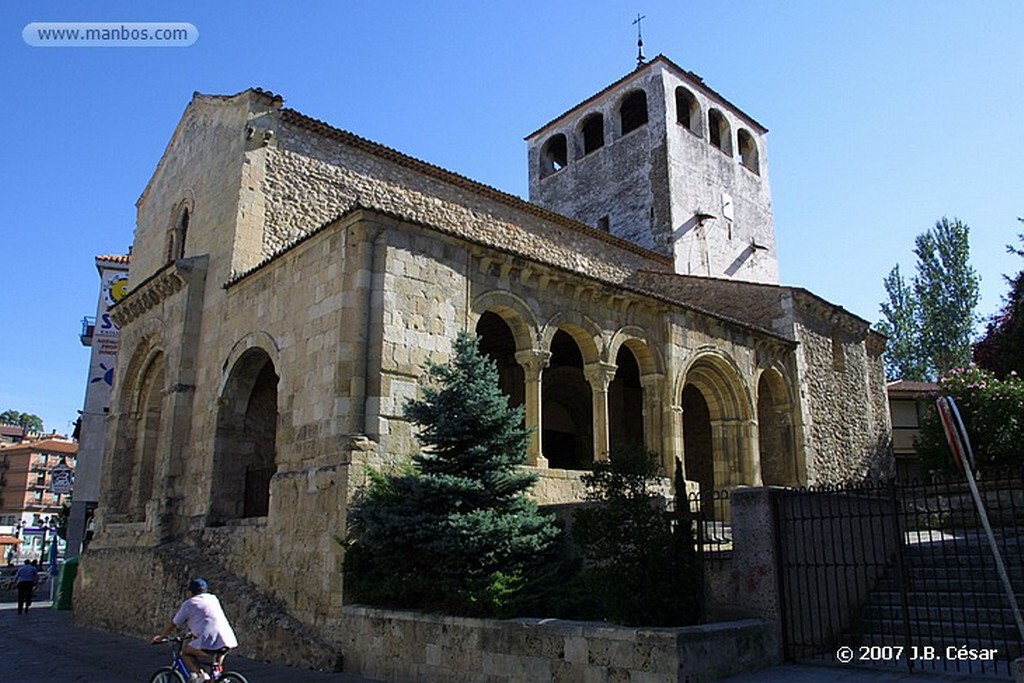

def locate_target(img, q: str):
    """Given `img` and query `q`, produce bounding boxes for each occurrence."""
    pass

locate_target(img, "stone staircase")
[76,542,344,672]
[848,533,1024,677]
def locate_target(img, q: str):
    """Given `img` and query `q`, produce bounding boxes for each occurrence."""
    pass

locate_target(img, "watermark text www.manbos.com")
[23,23,198,48]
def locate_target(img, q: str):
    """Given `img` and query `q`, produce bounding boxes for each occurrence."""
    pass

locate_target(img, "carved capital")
[514,349,551,380]
[583,361,619,392]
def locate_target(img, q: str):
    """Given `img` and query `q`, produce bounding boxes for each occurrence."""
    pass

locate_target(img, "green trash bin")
[55,556,78,610]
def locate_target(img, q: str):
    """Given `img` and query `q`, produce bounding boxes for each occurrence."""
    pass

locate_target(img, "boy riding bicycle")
[152,578,238,683]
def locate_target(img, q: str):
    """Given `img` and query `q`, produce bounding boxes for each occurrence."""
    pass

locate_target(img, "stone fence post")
[728,486,784,659]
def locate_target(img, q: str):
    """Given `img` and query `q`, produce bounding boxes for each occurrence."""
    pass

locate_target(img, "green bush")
[570,445,700,626]
[917,364,1024,473]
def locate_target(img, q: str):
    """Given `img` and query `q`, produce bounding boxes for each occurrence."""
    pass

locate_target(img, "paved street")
[0,597,380,682]
[0,590,1002,682]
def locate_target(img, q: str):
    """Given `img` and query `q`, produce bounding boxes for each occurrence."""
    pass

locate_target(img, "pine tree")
[344,332,560,615]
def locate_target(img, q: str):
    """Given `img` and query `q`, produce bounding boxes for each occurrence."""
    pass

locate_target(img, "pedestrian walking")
[15,558,39,614]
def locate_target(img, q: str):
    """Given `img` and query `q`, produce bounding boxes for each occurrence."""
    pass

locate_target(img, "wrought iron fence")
[687,488,733,552]
[775,469,1024,678]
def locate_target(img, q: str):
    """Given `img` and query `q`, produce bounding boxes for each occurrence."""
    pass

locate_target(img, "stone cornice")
[109,266,187,327]
[791,289,870,337]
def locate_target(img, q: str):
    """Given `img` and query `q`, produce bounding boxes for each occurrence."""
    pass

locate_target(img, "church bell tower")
[526,55,778,284]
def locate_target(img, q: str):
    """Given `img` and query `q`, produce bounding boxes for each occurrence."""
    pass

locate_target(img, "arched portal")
[213,348,279,522]
[542,330,593,469]
[681,354,754,494]
[123,353,166,522]
[476,311,524,410]
[757,370,797,485]
[608,345,644,453]
[682,385,713,496]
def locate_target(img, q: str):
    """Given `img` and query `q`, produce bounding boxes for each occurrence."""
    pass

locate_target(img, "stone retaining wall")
[338,607,779,682]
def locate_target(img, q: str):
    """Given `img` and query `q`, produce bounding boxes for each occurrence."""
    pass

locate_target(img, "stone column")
[639,372,664,464]
[665,402,684,479]
[584,362,618,461]
[515,349,550,467]
[339,217,385,436]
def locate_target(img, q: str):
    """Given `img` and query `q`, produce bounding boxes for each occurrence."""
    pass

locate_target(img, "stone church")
[76,55,890,663]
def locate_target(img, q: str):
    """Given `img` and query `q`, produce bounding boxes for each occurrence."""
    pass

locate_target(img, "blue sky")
[2,1,1023,434]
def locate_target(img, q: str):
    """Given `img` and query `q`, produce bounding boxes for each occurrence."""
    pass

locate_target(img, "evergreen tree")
[877,217,979,380]
[344,332,560,615]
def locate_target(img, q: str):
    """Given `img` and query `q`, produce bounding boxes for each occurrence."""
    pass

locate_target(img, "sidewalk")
[0,599,381,682]
[720,662,1004,682]
[0,596,1005,682]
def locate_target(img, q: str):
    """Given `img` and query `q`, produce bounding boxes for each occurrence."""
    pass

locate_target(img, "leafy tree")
[0,410,44,432]
[877,217,980,380]
[975,221,1024,378]
[344,332,560,616]
[916,365,1024,472]
[877,264,927,381]
[571,445,700,626]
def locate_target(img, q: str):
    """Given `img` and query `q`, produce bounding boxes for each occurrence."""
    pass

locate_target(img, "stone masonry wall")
[792,301,892,484]
[339,607,779,683]
[262,111,672,286]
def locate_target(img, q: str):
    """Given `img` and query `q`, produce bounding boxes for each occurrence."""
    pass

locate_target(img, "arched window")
[738,129,759,174]
[708,108,732,156]
[619,90,648,135]
[166,206,190,263]
[580,113,604,155]
[540,134,568,177]
[675,87,701,135]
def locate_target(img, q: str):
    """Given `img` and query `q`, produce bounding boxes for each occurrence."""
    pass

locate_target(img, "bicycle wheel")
[149,666,186,683]
[218,673,249,683]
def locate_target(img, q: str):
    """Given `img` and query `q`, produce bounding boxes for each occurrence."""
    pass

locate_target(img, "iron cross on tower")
[633,13,646,67]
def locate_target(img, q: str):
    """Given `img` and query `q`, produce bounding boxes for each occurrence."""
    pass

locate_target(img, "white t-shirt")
[172,592,239,651]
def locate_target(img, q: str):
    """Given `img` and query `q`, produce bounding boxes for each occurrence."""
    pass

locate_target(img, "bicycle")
[150,635,249,683]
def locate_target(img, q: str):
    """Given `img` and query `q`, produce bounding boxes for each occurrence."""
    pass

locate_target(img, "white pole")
[938,396,1024,643]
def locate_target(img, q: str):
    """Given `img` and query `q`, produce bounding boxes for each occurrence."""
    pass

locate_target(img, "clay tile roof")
[887,380,939,397]
[0,438,78,454]
[96,254,131,264]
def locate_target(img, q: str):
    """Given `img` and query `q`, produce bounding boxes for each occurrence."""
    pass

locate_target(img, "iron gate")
[776,469,1024,677]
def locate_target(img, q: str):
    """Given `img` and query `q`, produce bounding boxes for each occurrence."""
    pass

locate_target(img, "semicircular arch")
[470,290,539,351]
[680,348,753,422]
[540,312,602,364]
[218,331,281,397]
[608,326,662,376]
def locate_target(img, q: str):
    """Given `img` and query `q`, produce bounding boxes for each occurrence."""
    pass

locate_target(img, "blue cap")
[188,578,208,594]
